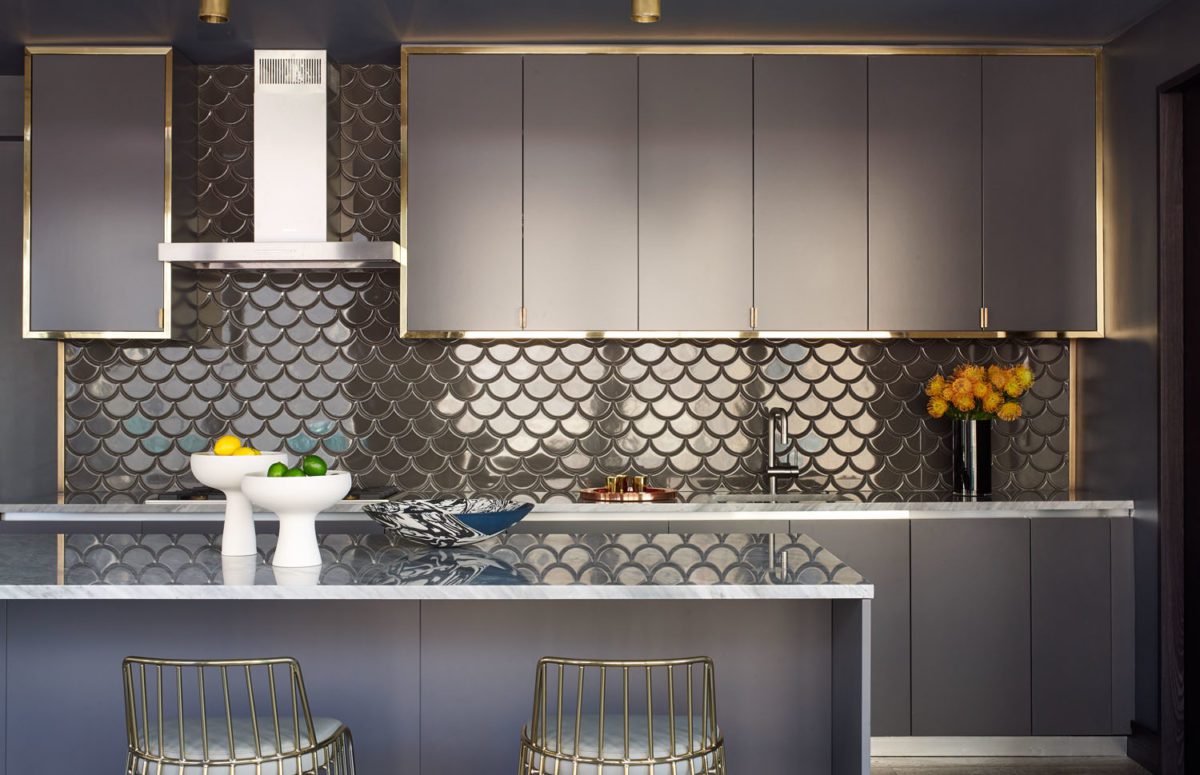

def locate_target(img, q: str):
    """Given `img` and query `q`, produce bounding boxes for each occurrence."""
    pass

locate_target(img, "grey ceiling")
[0,0,1170,71]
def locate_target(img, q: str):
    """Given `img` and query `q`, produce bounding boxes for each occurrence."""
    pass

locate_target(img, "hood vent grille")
[257,55,324,87]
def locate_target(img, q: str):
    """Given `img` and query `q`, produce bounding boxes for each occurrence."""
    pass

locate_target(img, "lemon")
[213,435,242,456]
[232,447,257,457]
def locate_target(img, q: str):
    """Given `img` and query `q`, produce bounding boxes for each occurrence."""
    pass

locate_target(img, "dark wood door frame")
[1155,63,1200,775]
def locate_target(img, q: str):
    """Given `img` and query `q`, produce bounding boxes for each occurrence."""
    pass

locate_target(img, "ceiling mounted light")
[199,0,230,24]
[631,0,660,23]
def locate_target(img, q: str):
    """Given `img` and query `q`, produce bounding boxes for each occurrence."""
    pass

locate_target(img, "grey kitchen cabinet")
[754,56,868,331]
[406,54,523,332]
[25,49,175,338]
[523,55,638,331]
[983,56,1097,332]
[638,55,753,331]
[911,518,1031,735]
[1030,518,1112,735]
[868,56,983,332]
[793,519,910,735]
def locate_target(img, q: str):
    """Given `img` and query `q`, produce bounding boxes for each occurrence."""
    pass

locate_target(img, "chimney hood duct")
[159,49,402,270]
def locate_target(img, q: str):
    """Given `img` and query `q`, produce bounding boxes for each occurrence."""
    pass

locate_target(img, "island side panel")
[420,600,834,775]
[5,601,421,775]
[831,599,871,775]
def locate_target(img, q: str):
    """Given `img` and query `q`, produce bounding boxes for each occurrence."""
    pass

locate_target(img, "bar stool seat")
[538,714,720,775]
[139,716,346,775]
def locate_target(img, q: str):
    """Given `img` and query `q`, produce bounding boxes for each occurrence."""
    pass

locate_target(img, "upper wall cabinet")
[523,55,638,332]
[638,56,753,331]
[405,54,523,333]
[754,55,868,331]
[402,49,1100,338]
[25,48,182,339]
[983,56,1097,332]
[868,56,983,332]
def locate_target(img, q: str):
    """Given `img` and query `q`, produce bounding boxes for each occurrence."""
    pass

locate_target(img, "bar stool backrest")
[121,656,320,773]
[524,656,722,771]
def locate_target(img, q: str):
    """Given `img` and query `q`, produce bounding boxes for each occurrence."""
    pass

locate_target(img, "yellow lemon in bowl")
[213,435,242,456]
[232,447,258,456]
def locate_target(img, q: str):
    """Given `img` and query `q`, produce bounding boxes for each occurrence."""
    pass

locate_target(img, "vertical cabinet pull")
[519,306,528,330]
[157,307,165,330]
[749,306,759,331]
[979,306,989,330]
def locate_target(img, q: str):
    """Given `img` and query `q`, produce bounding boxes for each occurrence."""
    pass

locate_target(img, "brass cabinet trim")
[403,329,1102,340]
[22,46,175,340]
[401,44,1104,340]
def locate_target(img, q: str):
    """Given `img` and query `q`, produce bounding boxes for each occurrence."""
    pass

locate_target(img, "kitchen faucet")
[765,408,800,495]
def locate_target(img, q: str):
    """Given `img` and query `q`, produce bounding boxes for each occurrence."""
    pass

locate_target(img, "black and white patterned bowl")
[362,497,535,547]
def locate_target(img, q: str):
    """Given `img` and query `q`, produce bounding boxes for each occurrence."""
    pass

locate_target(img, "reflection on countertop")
[0,530,872,600]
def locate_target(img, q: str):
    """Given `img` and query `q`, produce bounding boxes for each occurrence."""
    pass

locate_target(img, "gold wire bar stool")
[121,656,355,775]
[518,656,726,775]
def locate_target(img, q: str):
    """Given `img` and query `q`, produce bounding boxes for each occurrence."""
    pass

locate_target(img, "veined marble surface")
[0,531,873,601]
[0,493,1134,517]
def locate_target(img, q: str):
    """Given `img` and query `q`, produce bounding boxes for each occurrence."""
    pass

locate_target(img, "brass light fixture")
[631,0,661,23]
[199,0,230,24]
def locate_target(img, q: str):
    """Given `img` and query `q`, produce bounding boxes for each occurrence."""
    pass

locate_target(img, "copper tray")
[579,487,678,503]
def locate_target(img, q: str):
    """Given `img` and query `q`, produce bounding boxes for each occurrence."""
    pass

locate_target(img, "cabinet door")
[524,55,638,331]
[1031,518,1112,734]
[406,54,523,332]
[794,519,910,735]
[638,55,753,331]
[868,56,982,332]
[983,56,1097,332]
[911,518,1031,735]
[27,53,168,336]
[754,56,867,330]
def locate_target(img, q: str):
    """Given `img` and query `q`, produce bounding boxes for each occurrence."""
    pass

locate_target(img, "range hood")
[159,50,402,270]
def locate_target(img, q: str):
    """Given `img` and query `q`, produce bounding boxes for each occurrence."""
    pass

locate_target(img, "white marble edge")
[0,583,875,601]
[0,499,1135,518]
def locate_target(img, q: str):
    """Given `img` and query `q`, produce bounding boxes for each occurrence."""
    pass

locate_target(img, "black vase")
[952,419,992,498]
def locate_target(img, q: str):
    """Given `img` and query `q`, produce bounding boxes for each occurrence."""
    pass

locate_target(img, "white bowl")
[190,451,288,557]
[242,470,351,567]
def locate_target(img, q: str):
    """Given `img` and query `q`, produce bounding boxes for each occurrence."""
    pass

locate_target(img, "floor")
[871,758,1150,774]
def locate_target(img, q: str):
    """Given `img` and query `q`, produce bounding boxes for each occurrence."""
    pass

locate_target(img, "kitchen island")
[0,526,872,775]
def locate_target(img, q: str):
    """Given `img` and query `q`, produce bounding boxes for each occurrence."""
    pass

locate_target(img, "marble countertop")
[0,492,1134,517]
[0,530,871,601]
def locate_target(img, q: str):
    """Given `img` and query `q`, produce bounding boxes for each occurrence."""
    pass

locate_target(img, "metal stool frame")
[122,656,355,775]
[518,656,726,775]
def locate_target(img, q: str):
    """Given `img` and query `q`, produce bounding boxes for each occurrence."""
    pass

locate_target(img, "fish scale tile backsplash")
[60,62,1070,502]
[63,269,1070,502]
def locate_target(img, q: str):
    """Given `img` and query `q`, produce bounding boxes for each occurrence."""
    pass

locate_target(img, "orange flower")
[926,374,947,398]
[972,380,990,399]
[961,364,986,382]
[996,401,1023,421]
[951,377,973,398]
[1014,365,1034,389]
[927,397,949,419]
[953,394,976,413]
[1004,380,1025,398]
[988,365,1009,390]
[941,387,954,401]
[982,391,1003,413]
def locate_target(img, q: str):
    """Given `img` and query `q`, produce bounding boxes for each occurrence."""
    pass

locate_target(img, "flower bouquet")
[923,363,1036,498]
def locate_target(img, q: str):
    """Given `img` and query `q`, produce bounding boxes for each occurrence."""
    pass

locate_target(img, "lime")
[301,455,328,477]
[267,462,288,478]
[213,435,241,456]
[283,468,305,478]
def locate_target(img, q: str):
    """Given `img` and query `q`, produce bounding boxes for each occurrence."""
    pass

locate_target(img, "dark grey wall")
[0,75,57,501]
[1084,0,1200,731]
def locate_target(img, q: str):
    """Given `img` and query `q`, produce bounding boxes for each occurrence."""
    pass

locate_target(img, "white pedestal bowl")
[190,452,288,557]
[241,470,351,568]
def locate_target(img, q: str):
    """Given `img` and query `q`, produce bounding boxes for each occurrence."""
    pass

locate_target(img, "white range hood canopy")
[159,49,401,270]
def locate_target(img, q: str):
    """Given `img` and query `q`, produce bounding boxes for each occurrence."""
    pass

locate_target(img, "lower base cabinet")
[911,519,1032,736]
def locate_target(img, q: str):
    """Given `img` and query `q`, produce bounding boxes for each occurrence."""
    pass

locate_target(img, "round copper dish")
[579,487,678,503]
